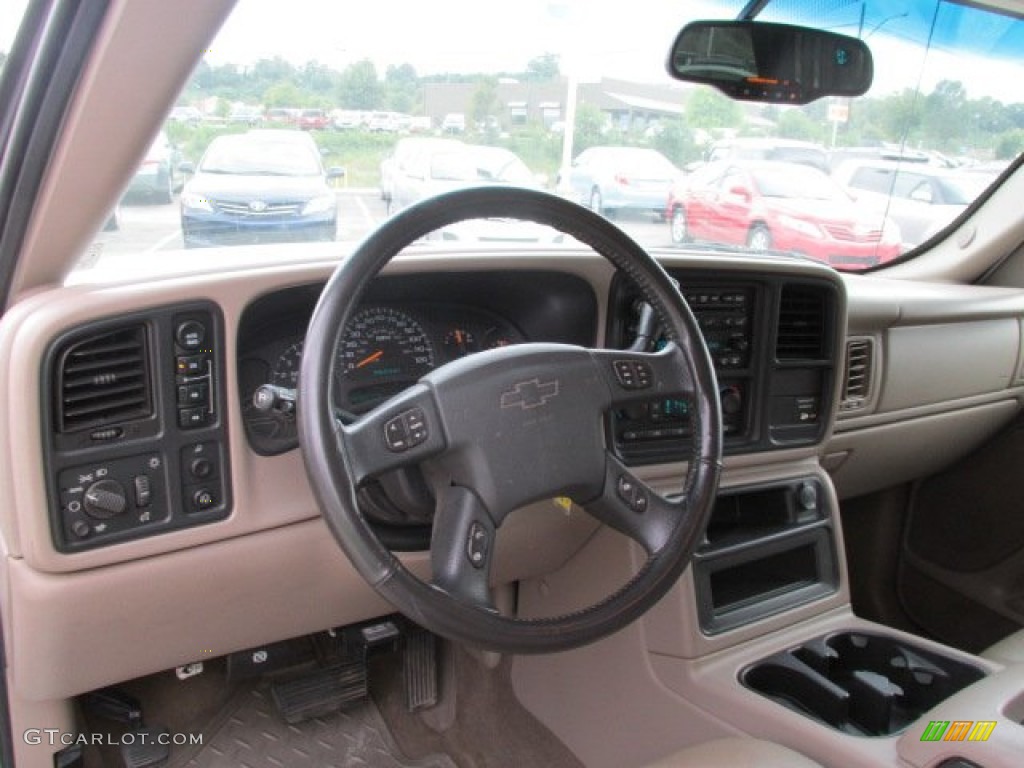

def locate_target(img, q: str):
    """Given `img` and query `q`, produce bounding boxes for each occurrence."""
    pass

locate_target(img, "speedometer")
[336,307,435,411]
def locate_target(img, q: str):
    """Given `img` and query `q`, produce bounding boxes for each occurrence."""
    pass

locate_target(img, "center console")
[607,270,840,463]
[693,477,839,634]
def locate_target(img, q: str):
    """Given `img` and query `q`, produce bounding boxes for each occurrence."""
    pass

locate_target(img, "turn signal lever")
[253,383,355,424]
[253,384,296,415]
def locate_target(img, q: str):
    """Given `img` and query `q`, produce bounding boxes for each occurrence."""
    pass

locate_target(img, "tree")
[685,88,742,132]
[525,53,560,81]
[337,59,381,110]
[470,77,499,127]
[263,81,304,108]
[922,79,968,151]
[777,109,824,142]
[653,118,700,167]
[574,103,609,153]
[384,63,419,113]
[995,130,1024,160]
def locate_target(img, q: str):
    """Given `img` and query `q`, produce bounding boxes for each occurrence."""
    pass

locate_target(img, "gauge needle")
[355,350,384,368]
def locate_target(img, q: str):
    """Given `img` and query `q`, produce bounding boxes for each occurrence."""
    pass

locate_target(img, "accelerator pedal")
[404,626,440,712]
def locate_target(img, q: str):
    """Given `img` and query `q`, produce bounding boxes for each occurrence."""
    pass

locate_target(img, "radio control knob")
[82,479,128,519]
[720,386,743,416]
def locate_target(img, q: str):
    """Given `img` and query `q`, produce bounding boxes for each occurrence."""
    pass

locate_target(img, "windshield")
[6,0,1021,273]
[198,135,323,176]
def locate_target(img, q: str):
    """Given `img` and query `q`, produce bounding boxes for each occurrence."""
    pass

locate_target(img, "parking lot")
[93,188,674,258]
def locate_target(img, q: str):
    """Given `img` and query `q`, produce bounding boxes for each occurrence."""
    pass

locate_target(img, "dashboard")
[37,257,844,555]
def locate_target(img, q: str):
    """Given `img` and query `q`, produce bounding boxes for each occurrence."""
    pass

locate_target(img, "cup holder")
[742,631,986,736]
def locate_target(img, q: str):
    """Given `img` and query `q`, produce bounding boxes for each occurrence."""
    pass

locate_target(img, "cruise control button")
[613,360,653,390]
[384,416,410,451]
[385,408,429,451]
[466,522,489,569]
[617,473,648,513]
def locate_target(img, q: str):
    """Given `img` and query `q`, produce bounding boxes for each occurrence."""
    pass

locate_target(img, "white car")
[833,159,988,249]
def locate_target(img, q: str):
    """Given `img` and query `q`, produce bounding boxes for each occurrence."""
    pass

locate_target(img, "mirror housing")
[668,21,872,105]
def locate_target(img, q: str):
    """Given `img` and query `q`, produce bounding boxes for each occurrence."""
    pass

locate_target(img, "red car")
[296,108,331,130]
[667,160,903,269]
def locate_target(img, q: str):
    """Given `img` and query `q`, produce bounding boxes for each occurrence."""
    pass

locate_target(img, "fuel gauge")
[444,328,478,358]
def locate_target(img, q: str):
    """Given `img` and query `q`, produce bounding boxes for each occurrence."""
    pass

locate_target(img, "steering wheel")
[298,186,722,654]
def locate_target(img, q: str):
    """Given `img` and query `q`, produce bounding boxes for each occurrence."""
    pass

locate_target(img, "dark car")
[179,130,343,248]
[667,160,903,268]
[123,130,181,204]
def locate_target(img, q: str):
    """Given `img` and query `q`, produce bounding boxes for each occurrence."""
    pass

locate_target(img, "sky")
[3,0,1024,101]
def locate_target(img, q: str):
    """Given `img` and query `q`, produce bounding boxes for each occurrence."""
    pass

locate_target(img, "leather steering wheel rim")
[298,186,722,654]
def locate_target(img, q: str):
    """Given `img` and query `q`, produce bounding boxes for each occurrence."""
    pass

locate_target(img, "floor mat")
[176,685,457,768]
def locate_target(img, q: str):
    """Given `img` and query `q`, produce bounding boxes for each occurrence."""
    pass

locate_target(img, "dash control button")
[133,476,152,507]
[176,355,207,376]
[176,320,207,350]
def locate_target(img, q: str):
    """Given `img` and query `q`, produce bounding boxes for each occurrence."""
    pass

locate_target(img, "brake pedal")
[271,659,368,724]
[81,688,171,767]
[404,626,439,712]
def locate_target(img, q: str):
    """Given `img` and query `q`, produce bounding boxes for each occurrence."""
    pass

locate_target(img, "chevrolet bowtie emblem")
[501,378,560,410]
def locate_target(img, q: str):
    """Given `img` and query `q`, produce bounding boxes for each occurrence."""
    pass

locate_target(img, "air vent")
[841,338,874,411]
[56,325,152,433]
[776,286,827,360]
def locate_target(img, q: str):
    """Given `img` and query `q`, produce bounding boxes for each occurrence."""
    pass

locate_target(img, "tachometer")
[336,307,435,410]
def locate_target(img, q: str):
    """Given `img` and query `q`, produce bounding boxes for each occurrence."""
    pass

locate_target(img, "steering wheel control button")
[614,360,653,389]
[466,522,490,569]
[175,320,207,350]
[617,474,648,513]
[384,407,429,452]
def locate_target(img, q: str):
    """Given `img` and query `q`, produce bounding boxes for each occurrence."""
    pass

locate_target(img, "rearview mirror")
[667,21,872,105]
